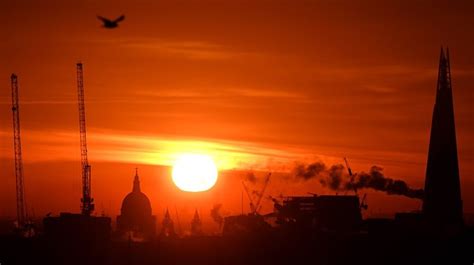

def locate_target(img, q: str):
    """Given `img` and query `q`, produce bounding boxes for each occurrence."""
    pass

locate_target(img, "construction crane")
[76,63,94,216]
[242,173,272,215]
[242,181,256,213]
[11,74,28,227]
[343,157,368,211]
[253,173,271,214]
[344,157,358,195]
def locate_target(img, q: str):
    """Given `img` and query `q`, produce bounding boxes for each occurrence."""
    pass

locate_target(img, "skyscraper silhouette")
[423,48,463,227]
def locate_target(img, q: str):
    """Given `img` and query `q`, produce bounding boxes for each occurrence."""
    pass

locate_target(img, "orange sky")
[0,0,473,230]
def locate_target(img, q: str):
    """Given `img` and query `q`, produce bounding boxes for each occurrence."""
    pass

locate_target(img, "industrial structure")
[76,63,94,216]
[10,74,34,236]
[43,63,111,242]
[10,74,27,227]
[422,48,464,229]
[116,169,156,240]
[222,173,272,236]
[272,195,362,233]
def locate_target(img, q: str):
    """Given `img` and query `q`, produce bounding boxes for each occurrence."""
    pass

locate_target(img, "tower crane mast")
[242,173,272,215]
[254,173,271,213]
[344,157,358,195]
[77,63,94,216]
[11,74,28,226]
[242,181,256,213]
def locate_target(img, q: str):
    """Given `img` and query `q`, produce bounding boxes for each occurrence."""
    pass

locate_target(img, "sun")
[172,154,218,192]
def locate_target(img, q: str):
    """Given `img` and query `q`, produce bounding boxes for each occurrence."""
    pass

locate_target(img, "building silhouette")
[422,48,463,228]
[116,169,156,240]
[160,209,177,238]
[190,209,203,236]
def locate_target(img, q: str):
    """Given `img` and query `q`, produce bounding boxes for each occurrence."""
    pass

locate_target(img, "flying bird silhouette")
[97,15,125,29]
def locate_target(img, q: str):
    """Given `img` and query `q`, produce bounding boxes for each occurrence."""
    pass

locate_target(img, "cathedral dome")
[117,169,156,239]
[120,171,152,218]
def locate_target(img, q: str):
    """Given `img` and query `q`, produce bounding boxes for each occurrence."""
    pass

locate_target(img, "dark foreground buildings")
[423,48,464,229]
[43,212,111,242]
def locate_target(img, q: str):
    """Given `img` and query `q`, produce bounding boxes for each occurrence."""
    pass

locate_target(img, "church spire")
[160,208,176,238]
[191,209,203,236]
[133,168,141,192]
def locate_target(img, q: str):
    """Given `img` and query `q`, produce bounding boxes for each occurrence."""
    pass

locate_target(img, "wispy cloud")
[0,129,311,171]
[227,88,304,99]
[135,86,305,100]
[362,85,398,94]
[93,37,251,60]
[129,40,236,60]
[308,65,437,81]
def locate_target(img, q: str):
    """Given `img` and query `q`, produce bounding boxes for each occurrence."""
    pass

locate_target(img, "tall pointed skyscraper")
[422,48,463,227]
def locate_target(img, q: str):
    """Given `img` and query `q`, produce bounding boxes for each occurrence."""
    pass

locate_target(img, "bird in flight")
[97,15,125,29]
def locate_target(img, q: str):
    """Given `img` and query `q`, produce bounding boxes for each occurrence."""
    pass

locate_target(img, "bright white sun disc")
[172,154,218,192]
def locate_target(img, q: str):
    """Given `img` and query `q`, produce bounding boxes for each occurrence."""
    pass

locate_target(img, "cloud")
[135,86,303,100]
[94,37,247,60]
[228,88,304,99]
[0,128,308,170]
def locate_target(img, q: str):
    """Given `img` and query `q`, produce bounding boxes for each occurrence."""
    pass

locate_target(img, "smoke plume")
[294,162,326,180]
[293,161,423,199]
[210,204,224,226]
[323,164,345,190]
[347,166,424,199]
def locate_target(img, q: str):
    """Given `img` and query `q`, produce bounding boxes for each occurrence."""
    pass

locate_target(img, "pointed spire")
[423,47,463,228]
[191,209,201,226]
[133,168,141,192]
[439,46,446,60]
[193,209,200,220]
[160,208,176,237]
[191,209,202,236]
[436,47,451,94]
